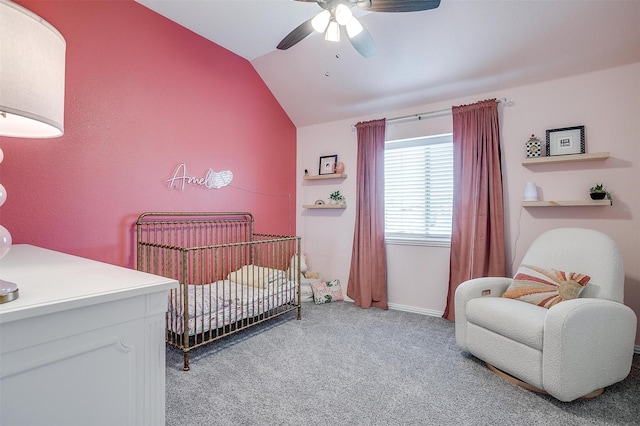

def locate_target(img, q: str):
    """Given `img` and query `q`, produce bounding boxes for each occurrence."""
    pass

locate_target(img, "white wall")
[297,62,640,343]
[297,121,358,287]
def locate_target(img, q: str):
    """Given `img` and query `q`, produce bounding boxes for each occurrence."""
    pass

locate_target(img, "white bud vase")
[523,182,538,201]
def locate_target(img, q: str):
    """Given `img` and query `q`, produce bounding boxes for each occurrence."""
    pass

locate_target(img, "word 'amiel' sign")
[166,163,233,191]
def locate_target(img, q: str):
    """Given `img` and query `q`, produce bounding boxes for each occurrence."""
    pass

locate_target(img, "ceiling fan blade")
[277,18,315,50]
[358,0,441,13]
[348,25,376,58]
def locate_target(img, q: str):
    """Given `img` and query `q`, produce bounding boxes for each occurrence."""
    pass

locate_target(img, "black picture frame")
[319,155,338,175]
[545,125,585,156]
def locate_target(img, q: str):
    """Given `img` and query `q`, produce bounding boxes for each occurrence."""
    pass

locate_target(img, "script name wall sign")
[166,163,234,191]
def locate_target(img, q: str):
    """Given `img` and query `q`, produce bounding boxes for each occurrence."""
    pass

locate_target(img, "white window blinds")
[384,134,453,245]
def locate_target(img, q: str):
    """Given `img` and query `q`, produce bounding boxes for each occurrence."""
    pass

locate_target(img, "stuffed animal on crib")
[288,253,307,279]
[304,271,320,279]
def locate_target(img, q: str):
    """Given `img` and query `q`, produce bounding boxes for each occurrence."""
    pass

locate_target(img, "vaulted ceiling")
[135,0,640,127]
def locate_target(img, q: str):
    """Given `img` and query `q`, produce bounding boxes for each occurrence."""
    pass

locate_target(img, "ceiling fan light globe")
[325,20,340,42]
[346,17,363,38]
[335,4,353,26]
[311,10,331,33]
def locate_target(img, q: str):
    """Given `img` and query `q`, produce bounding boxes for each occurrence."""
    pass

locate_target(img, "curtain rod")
[386,97,508,125]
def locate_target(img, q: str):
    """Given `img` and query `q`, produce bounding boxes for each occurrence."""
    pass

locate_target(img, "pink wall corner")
[0,0,296,268]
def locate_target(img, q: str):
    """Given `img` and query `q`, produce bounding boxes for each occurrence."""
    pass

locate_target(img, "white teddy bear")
[288,253,307,279]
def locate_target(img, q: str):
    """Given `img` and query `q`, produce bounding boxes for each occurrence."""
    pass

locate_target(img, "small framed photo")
[319,155,338,175]
[545,125,585,156]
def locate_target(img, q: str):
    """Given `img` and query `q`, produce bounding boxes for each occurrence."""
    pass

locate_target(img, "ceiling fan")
[276,0,441,58]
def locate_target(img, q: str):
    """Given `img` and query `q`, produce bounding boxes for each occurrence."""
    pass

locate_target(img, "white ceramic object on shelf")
[523,182,538,201]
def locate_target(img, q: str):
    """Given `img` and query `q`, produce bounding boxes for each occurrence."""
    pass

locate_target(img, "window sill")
[385,237,451,248]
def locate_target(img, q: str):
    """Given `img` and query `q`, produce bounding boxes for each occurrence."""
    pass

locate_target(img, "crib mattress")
[167,280,296,335]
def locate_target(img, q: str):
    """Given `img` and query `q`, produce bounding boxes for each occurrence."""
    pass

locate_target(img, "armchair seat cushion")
[466,297,546,350]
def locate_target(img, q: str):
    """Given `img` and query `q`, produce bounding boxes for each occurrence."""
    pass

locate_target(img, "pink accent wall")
[0,0,296,267]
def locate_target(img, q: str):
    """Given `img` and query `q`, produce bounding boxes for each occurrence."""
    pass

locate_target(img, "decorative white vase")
[523,182,538,201]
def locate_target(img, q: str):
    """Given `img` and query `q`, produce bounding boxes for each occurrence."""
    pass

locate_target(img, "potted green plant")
[589,183,612,202]
[329,190,346,205]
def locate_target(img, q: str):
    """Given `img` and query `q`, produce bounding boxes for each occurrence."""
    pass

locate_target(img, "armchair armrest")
[454,277,513,351]
[543,298,637,401]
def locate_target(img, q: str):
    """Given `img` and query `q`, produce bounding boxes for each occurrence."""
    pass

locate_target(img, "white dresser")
[0,245,178,426]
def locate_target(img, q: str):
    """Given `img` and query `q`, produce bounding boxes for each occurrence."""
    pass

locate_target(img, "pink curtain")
[347,118,388,310]
[443,99,506,321]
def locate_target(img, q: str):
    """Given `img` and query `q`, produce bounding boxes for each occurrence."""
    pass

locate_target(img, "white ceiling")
[135,0,640,128]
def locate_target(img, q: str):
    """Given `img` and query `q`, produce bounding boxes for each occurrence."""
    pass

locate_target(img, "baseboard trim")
[342,298,444,317]
[387,302,444,318]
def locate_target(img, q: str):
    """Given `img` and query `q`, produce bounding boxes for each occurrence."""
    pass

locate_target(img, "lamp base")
[0,279,19,304]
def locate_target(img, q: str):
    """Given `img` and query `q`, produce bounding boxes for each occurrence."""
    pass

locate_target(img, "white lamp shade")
[311,9,330,33]
[0,0,66,138]
[325,20,340,42]
[334,4,353,26]
[346,16,364,38]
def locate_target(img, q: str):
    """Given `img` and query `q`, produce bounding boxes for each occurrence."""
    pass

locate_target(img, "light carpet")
[166,301,640,426]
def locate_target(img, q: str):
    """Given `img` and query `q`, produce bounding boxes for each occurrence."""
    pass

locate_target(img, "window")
[384,133,453,246]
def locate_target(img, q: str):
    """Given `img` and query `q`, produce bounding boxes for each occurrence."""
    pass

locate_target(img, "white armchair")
[455,228,637,402]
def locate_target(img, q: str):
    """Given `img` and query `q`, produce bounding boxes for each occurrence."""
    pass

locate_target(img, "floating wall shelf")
[302,204,346,209]
[522,152,609,166]
[522,200,612,207]
[303,173,347,180]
